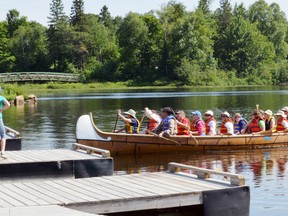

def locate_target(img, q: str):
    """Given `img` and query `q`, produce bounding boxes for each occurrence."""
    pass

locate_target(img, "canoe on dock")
[76,113,288,155]
[5,126,21,151]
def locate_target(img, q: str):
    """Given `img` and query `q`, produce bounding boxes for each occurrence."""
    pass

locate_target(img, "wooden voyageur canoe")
[76,113,288,155]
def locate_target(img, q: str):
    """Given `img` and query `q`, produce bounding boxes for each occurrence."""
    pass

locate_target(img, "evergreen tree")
[99,5,113,29]
[6,9,27,37]
[197,0,211,15]
[70,0,85,32]
[47,0,72,72]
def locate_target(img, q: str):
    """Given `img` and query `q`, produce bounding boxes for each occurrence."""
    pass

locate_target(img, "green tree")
[47,0,73,72]
[0,22,15,72]
[99,5,113,30]
[70,0,85,32]
[6,9,27,37]
[247,0,288,60]
[9,22,49,71]
[117,13,149,81]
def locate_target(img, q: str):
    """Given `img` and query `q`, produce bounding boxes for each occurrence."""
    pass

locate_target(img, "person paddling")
[175,110,190,135]
[114,109,140,134]
[142,107,162,134]
[150,107,177,137]
[233,113,247,135]
[281,107,288,120]
[219,111,234,135]
[275,110,288,132]
[204,110,216,136]
[190,111,205,136]
[246,110,265,134]
[264,110,275,131]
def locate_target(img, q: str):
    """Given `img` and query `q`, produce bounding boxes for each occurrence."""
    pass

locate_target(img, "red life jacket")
[276,118,288,131]
[205,117,216,135]
[147,119,158,130]
[177,117,190,135]
[220,118,233,134]
[249,118,262,133]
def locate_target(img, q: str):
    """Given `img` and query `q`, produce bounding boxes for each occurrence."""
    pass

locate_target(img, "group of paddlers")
[113,106,288,138]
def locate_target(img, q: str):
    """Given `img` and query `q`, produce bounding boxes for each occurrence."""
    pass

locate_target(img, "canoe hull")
[76,114,288,155]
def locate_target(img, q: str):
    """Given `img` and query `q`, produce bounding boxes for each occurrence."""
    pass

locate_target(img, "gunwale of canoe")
[76,113,288,155]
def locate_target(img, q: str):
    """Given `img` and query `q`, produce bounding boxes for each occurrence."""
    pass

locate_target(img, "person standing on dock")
[0,87,11,158]
[114,109,140,134]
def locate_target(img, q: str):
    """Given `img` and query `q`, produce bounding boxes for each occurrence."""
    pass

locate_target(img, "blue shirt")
[0,96,6,119]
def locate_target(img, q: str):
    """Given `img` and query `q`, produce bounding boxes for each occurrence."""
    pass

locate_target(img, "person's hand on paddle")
[117,109,121,116]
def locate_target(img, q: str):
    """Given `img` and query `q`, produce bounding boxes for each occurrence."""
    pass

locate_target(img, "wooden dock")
[0,162,250,216]
[0,143,113,182]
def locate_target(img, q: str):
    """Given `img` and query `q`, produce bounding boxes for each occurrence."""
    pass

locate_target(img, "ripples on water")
[4,87,288,215]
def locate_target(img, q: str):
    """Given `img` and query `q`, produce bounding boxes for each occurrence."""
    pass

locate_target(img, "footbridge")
[0,72,80,83]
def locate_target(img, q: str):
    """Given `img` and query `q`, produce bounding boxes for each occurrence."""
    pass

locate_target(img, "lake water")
[4,86,288,215]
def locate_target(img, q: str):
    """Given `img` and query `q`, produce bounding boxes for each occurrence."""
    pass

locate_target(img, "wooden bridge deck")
[0,72,80,83]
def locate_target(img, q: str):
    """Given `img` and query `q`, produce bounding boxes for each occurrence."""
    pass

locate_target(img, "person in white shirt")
[204,110,216,136]
[141,107,162,134]
[219,111,234,135]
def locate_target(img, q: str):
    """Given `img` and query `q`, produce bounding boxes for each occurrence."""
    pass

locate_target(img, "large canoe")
[76,113,288,155]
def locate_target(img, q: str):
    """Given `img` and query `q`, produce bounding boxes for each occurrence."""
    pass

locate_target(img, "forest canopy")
[0,0,288,86]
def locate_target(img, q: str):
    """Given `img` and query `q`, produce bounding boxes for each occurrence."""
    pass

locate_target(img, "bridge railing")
[0,72,80,83]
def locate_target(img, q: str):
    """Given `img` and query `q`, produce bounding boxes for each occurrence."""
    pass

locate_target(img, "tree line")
[0,0,288,86]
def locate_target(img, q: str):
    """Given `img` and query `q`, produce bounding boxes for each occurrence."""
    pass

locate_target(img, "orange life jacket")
[147,119,158,130]
[177,117,190,135]
[220,118,233,134]
[276,118,288,131]
[205,117,216,135]
[190,119,205,135]
[249,118,262,133]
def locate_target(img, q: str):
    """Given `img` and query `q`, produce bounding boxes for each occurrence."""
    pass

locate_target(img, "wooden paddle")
[189,133,199,146]
[139,113,146,129]
[113,113,119,133]
[148,131,181,145]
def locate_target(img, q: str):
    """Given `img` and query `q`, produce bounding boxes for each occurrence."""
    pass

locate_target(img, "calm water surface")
[4,86,288,215]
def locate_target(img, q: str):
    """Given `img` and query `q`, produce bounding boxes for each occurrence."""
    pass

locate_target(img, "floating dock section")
[0,156,249,216]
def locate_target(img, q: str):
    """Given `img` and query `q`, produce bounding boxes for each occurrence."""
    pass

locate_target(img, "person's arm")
[258,120,265,132]
[160,119,176,136]
[197,121,205,135]
[176,119,189,130]
[270,119,275,130]
[145,108,161,124]
[282,120,288,130]
[1,99,10,113]
[114,126,125,133]
[118,109,132,123]
[225,122,234,135]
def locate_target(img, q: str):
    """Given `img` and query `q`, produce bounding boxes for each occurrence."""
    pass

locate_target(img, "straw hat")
[205,110,214,116]
[124,109,137,118]
[221,111,230,118]
[264,109,273,116]
[275,110,286,118]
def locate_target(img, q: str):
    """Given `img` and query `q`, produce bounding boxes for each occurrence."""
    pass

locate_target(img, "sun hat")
[221,111,230,118]
[161,107,174,115]
[205,110,214,116]
[275,110,286,118]
[264,109,273,116]
[281,107,288,112]
[191,110,202,118]
[124,109,137,118]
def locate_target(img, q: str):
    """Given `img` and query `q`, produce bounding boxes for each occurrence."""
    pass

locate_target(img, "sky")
[0,0,287,26]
